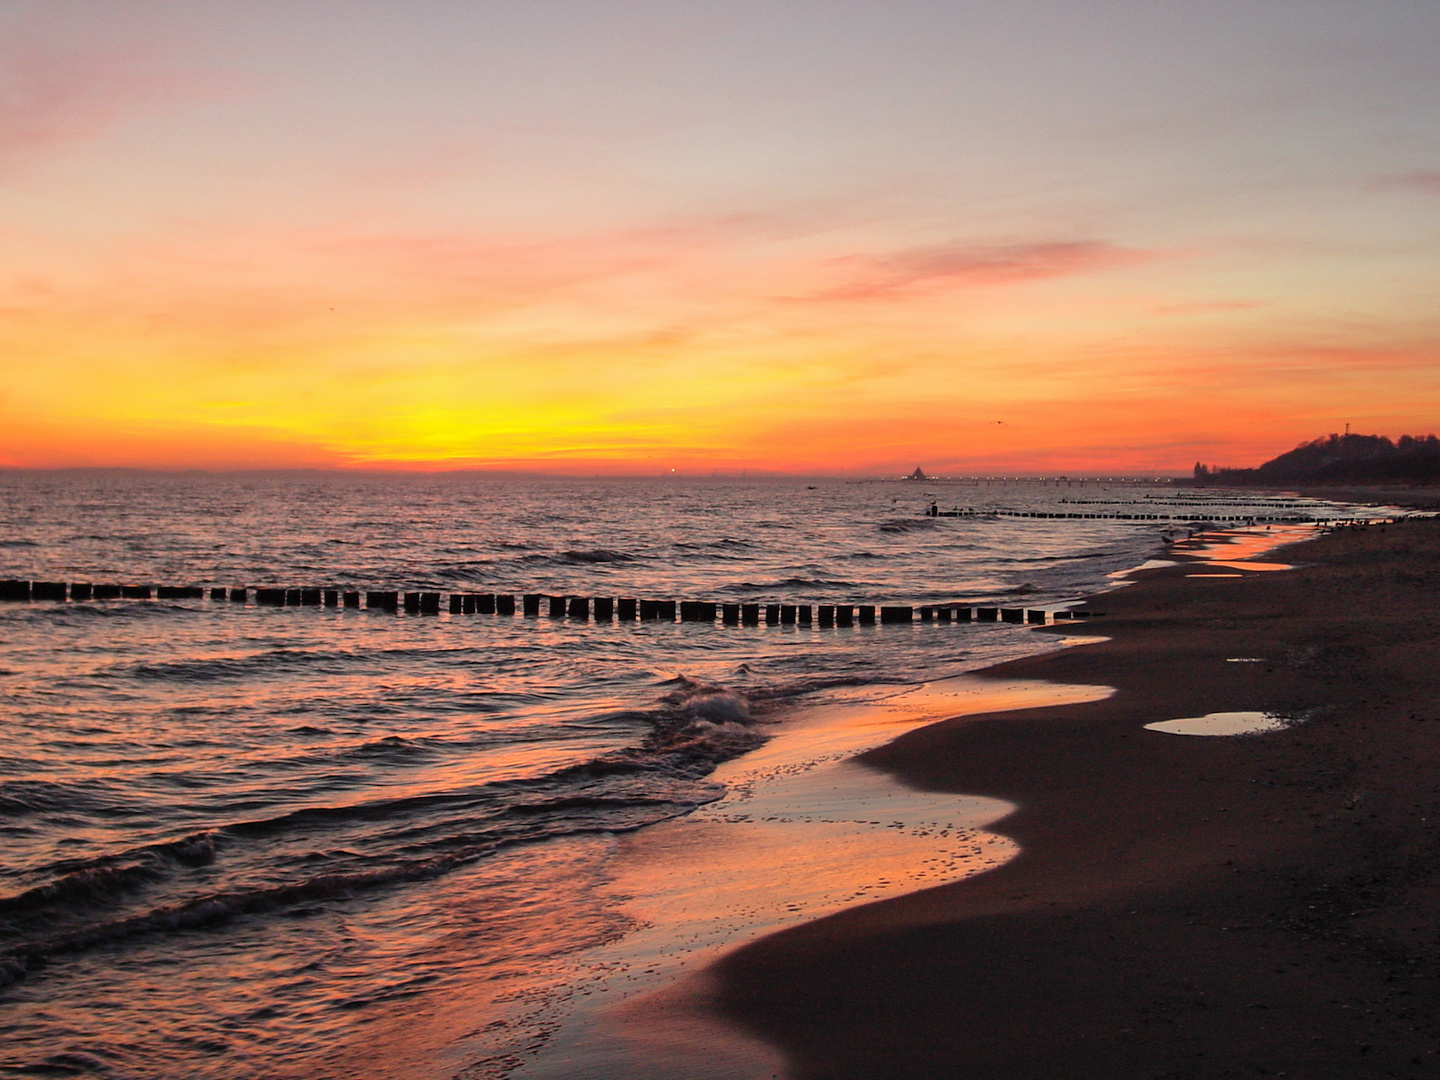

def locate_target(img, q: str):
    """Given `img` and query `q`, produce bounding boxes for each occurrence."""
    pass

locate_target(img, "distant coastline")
[1193,432,1440,488]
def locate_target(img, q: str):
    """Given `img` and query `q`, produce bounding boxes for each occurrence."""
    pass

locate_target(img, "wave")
[877,517,940,533]
[560,549,636,564]
[0,679,766,984]
[672,538,756,552]
[0,779,120,818]
[0,831,217,917]
[120,648,366,682]
[732,577,868,592]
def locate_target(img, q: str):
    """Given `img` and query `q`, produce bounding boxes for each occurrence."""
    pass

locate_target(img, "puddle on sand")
[1187,573,1243,578]
[1169,525,1315,565]
[1145,711,1291,736]
[1205,560,1292,572]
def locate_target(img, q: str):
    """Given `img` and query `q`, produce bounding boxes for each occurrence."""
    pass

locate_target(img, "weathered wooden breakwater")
[0,578,1091,627]
[927,508,1387,524]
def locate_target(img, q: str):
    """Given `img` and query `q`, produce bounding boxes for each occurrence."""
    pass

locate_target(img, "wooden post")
[259,588,286,605]
[617,598,638,620]
[404,592,422,613]
[741,603,760,625]
[548,595,566,617]
[765,604,781,626]
[477,594,496,614]
[857,605,876,625]
[367,591,397,611]
[209,587,227,601]
[523,594,542,616]
[230,587,248,603]
[343,591,360,608]
[450,594,464,614]
[594,597,614,621]
[1001,609,1024,624]
[32,582,67,601]
[880,606,913,624]
[835,605,854,627]
[568,596,589,619]
[722,603,740,625]
[919,606,933,622]
[818,604,834,627]
[420,593,441,614]
[324,590,339,607]
[937,606,952,623]
[495,594,516,615]
[0,580,29,601]
[72,583,95,602]
[122,585,153,600]
[301,588,322,606]
[976,607,998,622]
[461,594,477,614]
[797,604,812,625]
[1026,609,1047,624]
[681,601,715,622]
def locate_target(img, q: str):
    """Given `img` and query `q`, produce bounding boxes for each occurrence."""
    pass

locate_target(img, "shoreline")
[708,517,1440,1078]
[438,676,1113,1080]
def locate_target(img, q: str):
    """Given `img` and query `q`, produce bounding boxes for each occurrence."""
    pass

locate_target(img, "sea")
[0,472,1373,1078]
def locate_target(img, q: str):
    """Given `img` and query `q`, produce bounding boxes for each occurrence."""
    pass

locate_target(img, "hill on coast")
[1194,433,1440,486]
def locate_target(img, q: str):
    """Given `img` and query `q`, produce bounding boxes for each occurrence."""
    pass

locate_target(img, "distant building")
[906,466,928,481]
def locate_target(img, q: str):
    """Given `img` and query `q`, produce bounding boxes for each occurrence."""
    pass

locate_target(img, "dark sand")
[712,518,1440,1079]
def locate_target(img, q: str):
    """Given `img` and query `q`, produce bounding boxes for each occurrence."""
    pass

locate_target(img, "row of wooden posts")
[0,579,1091,626]
[928,508,1321,522]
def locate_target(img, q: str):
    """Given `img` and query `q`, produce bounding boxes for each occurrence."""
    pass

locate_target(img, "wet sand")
[711,517,1440,1078]
[497,677,1112,1079]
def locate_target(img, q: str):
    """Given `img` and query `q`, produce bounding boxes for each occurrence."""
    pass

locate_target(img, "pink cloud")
[0,15,220,169]
[803,240,1158,301]
[1370,171,1440,195]
[1153,299,1264,315]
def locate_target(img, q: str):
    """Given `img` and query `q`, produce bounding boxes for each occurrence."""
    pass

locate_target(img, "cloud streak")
[802,240,1159,302]
[1371,171,1440,196]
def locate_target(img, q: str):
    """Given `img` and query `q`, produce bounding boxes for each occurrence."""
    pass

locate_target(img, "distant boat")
[906,467,928,481]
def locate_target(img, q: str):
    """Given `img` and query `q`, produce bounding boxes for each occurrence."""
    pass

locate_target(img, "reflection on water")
[0,475,1375,1078]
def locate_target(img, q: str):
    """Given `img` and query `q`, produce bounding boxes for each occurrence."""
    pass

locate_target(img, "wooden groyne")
[0,579,1091,627]
[925,507,1394,524]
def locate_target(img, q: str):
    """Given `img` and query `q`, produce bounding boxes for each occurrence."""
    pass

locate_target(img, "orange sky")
[2,2,1437,475]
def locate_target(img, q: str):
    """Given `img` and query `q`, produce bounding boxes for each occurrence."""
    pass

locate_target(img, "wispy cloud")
[1370,170,1440,195]
[1153,299,1264,315]
[801,240,1158,302]
[0,14,219,170]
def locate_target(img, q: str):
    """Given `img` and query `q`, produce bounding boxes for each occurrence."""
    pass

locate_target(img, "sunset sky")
[2,1,1437,475]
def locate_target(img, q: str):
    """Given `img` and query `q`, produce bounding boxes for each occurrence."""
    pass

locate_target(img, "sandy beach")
[710,517,1440,1078]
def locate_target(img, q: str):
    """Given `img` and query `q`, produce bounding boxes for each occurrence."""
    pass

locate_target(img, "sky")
[1,0,1437,475]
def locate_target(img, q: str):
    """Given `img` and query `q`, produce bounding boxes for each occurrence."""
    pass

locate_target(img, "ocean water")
[0,473,1368,1078]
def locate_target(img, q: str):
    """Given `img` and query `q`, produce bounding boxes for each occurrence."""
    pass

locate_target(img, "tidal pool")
[1144,711,1291,736]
